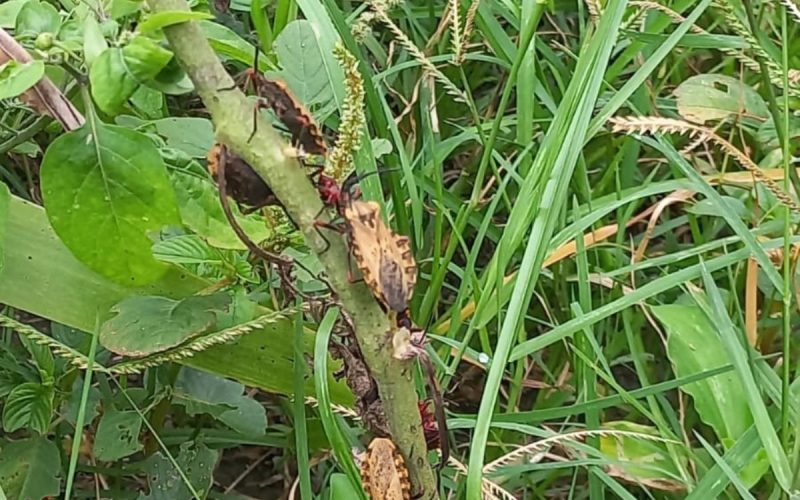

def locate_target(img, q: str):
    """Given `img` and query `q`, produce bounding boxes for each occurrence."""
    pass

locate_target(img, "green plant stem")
[64,317,100,500]
[779,3,792,449]
[0,116,49,155]
[144,1,436,496]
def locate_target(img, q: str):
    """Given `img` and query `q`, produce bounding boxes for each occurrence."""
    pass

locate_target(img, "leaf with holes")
[674,74,768,124]
[40,122,180,285]
[100,293,231,357]
[140,442,218,499]
[272,20,331,107]
[2,382,53,434]
[0,436,60,499]
[93,409,143,461]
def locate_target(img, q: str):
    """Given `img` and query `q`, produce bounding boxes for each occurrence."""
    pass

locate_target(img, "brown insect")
[256,78,328,156]
[319,196,417,315]
[232,65,327,156]
[207,143,279,213]
[359,438,412,500]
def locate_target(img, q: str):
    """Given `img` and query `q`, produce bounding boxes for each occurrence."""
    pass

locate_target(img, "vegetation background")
[0,0,798,497]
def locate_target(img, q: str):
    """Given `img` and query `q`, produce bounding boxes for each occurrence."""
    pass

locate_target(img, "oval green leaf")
[2,382,53,434]
[653,303,753,440]
[93,409,143,461]
[272,20,332,107]
[14,0,59,37]
[100,293,231,357]
[674,74,768,124]
[0,60,44,100]
[121,35,173,82]
[40,122,180,285]
[83,15,108,68]
[89,48,139,115]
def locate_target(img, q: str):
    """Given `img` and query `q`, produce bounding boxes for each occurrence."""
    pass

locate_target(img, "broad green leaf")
[694,275,792,491]
[200,20,263,68]
[109,0,142,19]
[2,382,53,434]
[674,74,769,124]
[0,60,44,100]
[100,293,230,356]
[83,14,108,67]
[0,0,27,29]
[57,19,83,45]
[174,368,268,435]
[137,10,213,34]
[152,235,223,266]
[63,376,101,426]
[89,48,139,114]
[599,422,686,491]
[14,0,59,37]
[0,183,7,273]
[40,122,180,285]
[121,35,173,82]
[129,84,164,119]
[140,442,217,499]
[152,117,214,158]
[0,437,60,499]
[272,20,331,107]
[93,409,143,461]
[170,170,271,250]
[0,195,353,404]
[149,57,194,95]
[654,304,753,440]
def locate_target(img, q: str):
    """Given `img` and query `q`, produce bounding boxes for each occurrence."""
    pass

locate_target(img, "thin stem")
[779,2,792,448]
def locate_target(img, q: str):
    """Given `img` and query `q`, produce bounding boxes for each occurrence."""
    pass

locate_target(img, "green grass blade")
[465,1,629,496]
[64,315,100,500]
[695,263,792,491]
[293,306,312,500]
[312,308,366,498]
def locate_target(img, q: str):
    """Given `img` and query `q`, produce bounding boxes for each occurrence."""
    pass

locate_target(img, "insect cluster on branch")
[207,61,446,496]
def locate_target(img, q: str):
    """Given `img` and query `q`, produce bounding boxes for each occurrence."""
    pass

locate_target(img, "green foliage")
[1,0,800,497]
[0,437,60,499]
[100,294,231,356]
[139,442,217,499]
[0,60,44,100]
[40,122,180,285]
[174,368,268,435]
[94,409,144,461]
[2,382,53,434]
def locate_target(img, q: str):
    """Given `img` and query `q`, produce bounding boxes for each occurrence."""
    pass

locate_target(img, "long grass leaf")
[465,1,629,496]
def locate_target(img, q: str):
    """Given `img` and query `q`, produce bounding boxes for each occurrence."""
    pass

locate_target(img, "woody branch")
[144,0,437,495]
